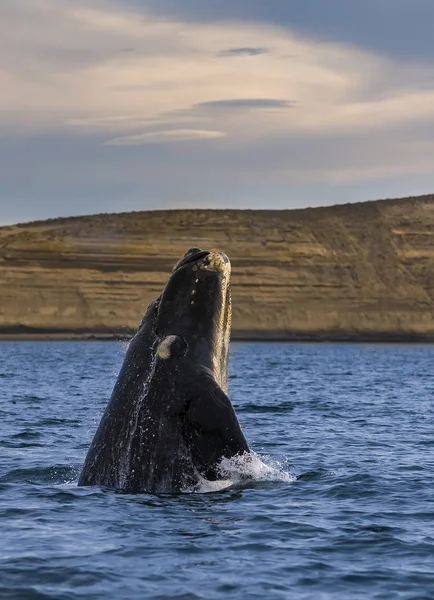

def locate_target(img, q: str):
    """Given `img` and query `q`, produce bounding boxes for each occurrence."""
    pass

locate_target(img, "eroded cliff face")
[1,195,434,340]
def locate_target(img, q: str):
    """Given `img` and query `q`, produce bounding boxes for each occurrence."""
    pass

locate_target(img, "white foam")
[185,452,294,493]
[191,476,234,494]
[218,451,294,484]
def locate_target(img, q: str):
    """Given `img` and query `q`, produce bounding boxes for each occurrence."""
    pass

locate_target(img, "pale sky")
[1,0,434,224]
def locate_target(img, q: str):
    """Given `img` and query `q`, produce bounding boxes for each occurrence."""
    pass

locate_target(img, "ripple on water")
[237,401,295,414]
[11,430,42,440]
[1,342,434,599]
[1,466,79,485]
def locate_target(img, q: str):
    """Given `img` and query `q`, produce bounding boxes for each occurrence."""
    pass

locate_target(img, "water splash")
[119,340,130,352]
[117,342,159,489]
[190,475,234,494]
[218,451,294,484]
[186,452,294,493]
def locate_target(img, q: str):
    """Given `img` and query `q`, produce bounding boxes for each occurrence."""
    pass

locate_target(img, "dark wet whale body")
[79,248,249,493]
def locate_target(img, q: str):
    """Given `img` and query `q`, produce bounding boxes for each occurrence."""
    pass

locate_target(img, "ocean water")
[1,341,434,599]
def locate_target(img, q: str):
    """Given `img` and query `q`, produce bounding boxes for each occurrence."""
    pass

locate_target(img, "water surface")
[1,341,434,599]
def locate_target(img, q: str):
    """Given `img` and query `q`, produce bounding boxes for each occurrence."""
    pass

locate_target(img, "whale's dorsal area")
[78,248,249,493]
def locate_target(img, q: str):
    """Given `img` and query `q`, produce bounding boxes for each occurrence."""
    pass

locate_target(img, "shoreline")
[1,330,434,343]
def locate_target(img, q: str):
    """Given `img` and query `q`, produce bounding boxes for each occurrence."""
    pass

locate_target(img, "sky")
[1,0,434,224]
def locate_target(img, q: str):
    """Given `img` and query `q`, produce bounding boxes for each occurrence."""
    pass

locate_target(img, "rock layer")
[1,195,434,340]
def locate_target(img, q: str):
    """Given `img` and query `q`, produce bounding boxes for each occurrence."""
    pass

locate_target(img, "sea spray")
[218,451,294,484]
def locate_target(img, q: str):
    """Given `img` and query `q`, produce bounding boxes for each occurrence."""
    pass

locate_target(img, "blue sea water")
[1,341,434,600]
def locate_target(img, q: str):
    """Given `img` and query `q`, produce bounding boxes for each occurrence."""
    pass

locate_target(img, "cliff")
[1,194,434,341]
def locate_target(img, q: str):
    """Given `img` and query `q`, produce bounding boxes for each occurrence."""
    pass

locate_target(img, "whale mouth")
[173,248,231,276]
[173,248,210,272]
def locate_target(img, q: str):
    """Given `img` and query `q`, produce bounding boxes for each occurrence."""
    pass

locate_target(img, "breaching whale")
[78,248,249,493]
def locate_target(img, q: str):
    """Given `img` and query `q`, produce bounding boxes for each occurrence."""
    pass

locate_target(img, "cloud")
[192,99,295,110]
[2,0,434,144]
[131,0,434,61]
[218,47,269,56]
[1,0,434,224]
[105,128,226,145]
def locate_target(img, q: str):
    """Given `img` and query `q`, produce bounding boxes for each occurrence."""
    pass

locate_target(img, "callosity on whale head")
[78,248,249,493]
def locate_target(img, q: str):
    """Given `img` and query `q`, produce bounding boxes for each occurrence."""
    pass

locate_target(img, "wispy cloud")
[2,0,434,145]
[192,99,295,110]
[218,47,269,56]
[106,128,226,145]
[1,0,434,223]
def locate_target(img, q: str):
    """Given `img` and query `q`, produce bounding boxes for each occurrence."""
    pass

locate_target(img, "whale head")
[152,248,232,392]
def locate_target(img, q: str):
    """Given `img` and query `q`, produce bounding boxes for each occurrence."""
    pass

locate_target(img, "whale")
[78,248,250,493]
